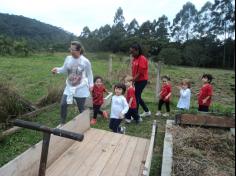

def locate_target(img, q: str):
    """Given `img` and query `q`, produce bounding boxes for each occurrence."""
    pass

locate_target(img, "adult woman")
[51,41,93,125]
[130,43,151,117]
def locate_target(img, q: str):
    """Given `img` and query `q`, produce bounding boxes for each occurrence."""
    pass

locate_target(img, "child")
[156,75,172,117]
[90,76,109,125]
[109,83,129,134]
[176,79,191,110]
[197,74,213,112]
[124,76,141,124]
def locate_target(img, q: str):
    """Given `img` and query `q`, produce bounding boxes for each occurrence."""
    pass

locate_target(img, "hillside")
[0,13,77,50]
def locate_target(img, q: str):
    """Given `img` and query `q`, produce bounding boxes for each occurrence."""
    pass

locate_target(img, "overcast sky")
[0,0,214,36]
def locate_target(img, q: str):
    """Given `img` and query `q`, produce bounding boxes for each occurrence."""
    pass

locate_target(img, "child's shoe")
[125,119,131,124]
[90,118,97,125]
[120,126,126,134]
[155,111,162,116]
[102,111,108,119]
[140,111,152,117]
[162,113,169,117]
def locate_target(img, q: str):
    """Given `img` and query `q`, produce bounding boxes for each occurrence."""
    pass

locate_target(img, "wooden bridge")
[0,110,156,176]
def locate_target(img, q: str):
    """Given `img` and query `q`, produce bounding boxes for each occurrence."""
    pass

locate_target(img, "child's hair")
[94,76,103,83]
[124,75,133,83]
[161,75,171,81]
[114,83,126,94]
[202,74,213,83]
[181,79,191,88]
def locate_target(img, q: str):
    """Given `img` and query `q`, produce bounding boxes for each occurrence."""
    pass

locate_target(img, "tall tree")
[171,2,198,41]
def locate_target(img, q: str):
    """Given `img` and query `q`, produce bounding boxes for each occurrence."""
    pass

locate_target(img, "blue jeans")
[60,94,86,124]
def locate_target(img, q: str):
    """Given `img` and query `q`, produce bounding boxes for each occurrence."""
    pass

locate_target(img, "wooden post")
[108,55,112,82]
[155,61,162,102]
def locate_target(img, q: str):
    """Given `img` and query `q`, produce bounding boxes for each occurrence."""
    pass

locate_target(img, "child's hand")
[202,99,207,104]
[119,113,125,119]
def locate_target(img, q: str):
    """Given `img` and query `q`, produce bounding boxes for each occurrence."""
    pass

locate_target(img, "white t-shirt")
[177,88,191,110]
[56,55,93,98]
[110,95,129,119]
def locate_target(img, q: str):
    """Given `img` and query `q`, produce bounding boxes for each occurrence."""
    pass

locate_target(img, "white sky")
[0,0,214,36]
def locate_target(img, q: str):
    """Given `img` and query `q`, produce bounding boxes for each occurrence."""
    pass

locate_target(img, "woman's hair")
[114,83,126,94]
[130,43,143,56]
[202,74,213,83]
[94,76,103,83]
[161,75,171,81]
[182,79,191,88]
[71,41,85,54]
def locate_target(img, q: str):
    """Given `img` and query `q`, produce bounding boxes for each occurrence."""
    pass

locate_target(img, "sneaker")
[140,111,152,117]
[90,118,97,125]
[162,113,169,117]
[155,111,162,116]
[125,119,131,124]
[138,117,143,122]
[120,126,126,134]
[102,111,108,119]
[57,123,64,128]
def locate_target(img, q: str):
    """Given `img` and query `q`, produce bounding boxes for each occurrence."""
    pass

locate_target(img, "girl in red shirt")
[156,76,172,117]
[197,74,213,112]
[124,76,142,124]
[90,76,109,125]
[130,43,151,117]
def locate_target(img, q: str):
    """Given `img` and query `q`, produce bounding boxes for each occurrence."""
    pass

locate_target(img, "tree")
[171,2,198,41]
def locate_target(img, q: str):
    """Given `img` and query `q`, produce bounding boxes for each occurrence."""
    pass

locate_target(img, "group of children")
[90,73,213,134]
[156,73,213,117]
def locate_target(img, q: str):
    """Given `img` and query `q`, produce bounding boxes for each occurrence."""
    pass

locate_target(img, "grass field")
[0,52,235,175]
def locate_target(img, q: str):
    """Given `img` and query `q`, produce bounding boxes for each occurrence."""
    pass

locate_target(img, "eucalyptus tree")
[171,2,198,42]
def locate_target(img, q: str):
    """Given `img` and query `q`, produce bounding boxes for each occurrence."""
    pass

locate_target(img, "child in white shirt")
[109,83,129,134]
[176,79,191,110]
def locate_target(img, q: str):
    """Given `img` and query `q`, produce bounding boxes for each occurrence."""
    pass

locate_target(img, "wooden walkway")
[46,128,150,176]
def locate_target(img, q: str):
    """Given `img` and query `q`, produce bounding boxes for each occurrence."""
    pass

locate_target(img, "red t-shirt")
[132,55,148,82]
[160,84,172,102]
[198,83,213,106]
[126,87,137,109]
[92,85,106,105]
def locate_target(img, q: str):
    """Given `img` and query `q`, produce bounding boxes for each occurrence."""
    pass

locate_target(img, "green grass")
[0,53,235,175]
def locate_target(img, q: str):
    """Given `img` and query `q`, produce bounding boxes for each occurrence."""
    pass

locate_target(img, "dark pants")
[158,99,170,112]
[134,80,149,112]
[125,108,140,122]
[109,118,122,133]
[198,105,209,112]
[93,104,103,119]
[60,94,86,124]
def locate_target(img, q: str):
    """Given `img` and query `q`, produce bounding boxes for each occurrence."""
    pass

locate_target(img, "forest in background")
[0,0,235,69]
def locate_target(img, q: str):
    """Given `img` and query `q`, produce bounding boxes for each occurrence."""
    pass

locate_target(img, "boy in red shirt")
[197,74,213,112]
[90,76,109,125]
[156,75,172,117]
[124,76,141,124]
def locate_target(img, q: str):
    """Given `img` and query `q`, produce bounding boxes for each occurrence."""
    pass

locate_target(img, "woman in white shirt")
[176,79,191,110]
[51,41,93,125]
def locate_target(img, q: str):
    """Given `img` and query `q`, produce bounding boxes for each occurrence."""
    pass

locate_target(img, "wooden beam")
[175,113,235,128]
[142,120,157,176]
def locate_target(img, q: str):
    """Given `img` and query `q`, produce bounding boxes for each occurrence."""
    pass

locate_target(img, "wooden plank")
[51,129,106,176]
[99,135,130,176]
[126,138,149,176]
[176,113,235,128]
[46,128,99,176]
[112,137,138,176]
[77,132,122,176]
[139,141,150,176]
[0,110,90,176]
[142,120,157,176]
[73,131,119,176]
